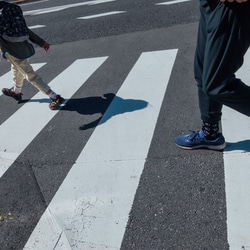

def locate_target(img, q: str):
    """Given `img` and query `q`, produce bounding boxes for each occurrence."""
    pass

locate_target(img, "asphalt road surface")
[1,0,250,249]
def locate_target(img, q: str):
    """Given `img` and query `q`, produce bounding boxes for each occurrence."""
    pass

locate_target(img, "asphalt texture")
[0,0,229,249]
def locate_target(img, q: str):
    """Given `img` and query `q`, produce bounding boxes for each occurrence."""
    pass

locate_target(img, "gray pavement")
[0,0,230,249]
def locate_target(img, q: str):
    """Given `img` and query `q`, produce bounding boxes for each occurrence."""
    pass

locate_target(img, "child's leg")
[4,54,65,110]
[5,54,51,94]
[11,62,24,93]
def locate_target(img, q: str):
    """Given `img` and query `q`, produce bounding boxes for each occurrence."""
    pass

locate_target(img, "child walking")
[0,1,64,110]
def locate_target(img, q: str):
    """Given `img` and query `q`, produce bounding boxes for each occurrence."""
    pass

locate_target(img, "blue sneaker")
[175,130,226,150]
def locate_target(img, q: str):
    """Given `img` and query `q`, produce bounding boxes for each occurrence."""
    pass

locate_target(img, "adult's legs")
[196,0,250,120]
[175,0,250,150]
[194,0,223,123]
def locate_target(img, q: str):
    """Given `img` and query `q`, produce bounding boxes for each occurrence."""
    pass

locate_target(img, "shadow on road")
[224,140,250,152]
[18,93,148,130]
[63,93,148,130]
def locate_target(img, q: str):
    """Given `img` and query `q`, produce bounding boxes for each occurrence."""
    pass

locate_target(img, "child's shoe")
[49,95,65,110]
[2,87,22,102]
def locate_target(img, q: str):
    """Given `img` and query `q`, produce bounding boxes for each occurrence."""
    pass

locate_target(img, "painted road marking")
[0,57,108,178]
[23,0,116,16]
[222,49,250,249]
[28,25,46,29]
[20,0,49,6]
[77,11,126,20]
[24,49,178,250]
[0,63,47,97]
[156,0,192,5]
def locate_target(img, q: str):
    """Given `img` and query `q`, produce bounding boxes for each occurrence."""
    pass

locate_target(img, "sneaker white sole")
[176,142,226,151]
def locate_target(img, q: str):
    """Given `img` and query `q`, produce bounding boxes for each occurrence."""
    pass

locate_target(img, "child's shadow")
[62,93,148,130]
[19,98,50,104]
[224,140,250,152]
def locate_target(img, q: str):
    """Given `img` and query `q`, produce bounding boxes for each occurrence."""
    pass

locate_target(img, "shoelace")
[51,97,59,103]
[188,131,201,141]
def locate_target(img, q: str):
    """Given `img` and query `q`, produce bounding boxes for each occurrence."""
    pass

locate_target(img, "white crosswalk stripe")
[0,57,108,178]
[23,49,178,249]
[222,49,250,249]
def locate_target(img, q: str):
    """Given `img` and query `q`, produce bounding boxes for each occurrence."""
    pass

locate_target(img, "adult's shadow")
[62,93,148,130]
[224,140,250,152]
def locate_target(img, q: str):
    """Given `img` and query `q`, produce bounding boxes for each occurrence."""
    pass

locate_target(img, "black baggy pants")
[194,0,250,123]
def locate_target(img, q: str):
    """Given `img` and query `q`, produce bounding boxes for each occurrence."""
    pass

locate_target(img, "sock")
[48,90,57,100]
[13,86,22,94]
[202,121,219,140]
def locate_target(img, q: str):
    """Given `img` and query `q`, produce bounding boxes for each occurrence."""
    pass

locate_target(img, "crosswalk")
[22,49,178,250]
[0,58,107,179]
[1,50,177,249]
[223,50,250,249]
[1,49,250,249]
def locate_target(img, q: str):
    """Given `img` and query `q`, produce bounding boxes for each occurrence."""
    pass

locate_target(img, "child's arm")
[28,29,49,51]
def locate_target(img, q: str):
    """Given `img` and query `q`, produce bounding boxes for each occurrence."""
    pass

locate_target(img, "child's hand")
[42,42,50,52]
